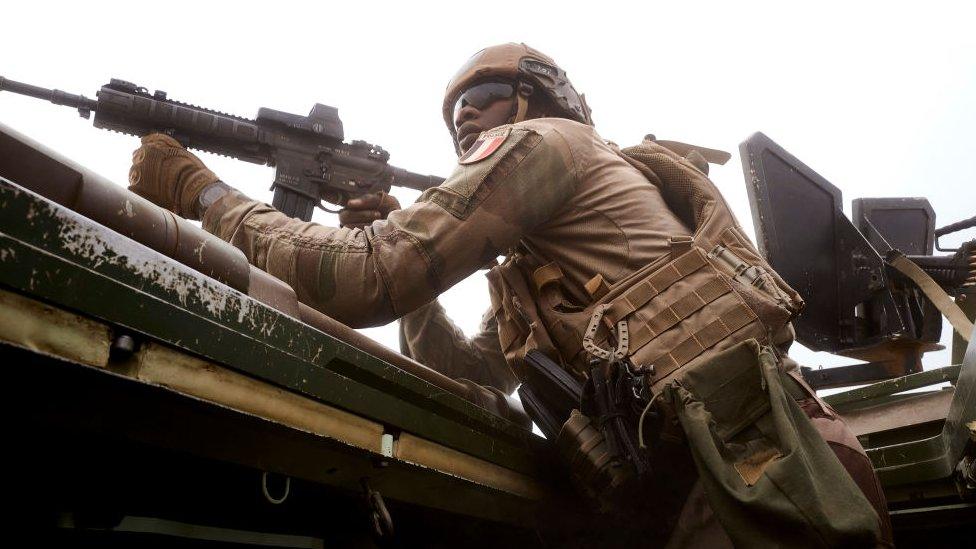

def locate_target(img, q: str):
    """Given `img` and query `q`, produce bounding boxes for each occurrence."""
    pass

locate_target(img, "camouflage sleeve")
[398,301,518,393]
[201,122,580,328]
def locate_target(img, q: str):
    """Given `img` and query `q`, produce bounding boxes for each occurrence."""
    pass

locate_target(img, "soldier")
[128,43,893,546]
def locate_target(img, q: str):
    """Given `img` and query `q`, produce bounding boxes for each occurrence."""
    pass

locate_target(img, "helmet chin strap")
[509,81,534,124]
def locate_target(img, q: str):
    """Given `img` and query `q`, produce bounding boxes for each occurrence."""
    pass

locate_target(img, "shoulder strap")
[654,139,731,166]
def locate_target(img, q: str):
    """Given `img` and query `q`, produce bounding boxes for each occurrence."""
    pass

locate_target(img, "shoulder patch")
[458,127,511,165]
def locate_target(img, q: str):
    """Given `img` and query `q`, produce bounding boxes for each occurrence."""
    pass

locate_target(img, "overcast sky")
[2,1,974,372]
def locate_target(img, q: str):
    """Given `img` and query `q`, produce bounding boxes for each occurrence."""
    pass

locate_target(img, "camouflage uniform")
[203,117,688,336]
[201,113,892,546]
[399,302,517,393]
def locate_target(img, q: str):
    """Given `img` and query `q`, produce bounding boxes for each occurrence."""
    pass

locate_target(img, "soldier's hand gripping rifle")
[0,76,445,221]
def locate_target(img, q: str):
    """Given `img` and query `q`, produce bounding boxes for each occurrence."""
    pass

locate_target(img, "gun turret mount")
[740,132,974,389]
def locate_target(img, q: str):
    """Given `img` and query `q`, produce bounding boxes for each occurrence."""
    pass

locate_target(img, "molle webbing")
[606,249,709,324]
[532,262,564,292]
[490,261,534,352]
[489,137,804,390]
[650,303,757,381]
[627,276,732,353]
[496,308,524,351]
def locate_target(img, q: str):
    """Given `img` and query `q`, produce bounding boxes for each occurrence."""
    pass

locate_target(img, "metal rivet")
[111,334,137,357]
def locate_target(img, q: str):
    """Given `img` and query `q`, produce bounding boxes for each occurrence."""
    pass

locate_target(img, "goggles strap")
[512,94,529,124]
[510,81,534,124]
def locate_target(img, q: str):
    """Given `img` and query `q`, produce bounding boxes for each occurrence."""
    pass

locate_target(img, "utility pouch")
[554,360,655,513]
[664,339,882,547]
[556,409,637,512]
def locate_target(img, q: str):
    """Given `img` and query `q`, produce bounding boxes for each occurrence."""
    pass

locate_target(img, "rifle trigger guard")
[319,202,342,214]
[582,304,629,361]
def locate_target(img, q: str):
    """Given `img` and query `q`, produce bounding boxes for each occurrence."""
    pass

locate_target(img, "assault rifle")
[0,76,444,221]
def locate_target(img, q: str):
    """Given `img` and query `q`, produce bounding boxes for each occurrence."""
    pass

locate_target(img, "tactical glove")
[338,192,401,228]
[128,133,220,220]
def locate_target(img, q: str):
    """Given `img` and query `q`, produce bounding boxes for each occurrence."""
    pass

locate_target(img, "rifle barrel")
[389,166,445,192]
[0,76,97,113]
[935,215,976,238]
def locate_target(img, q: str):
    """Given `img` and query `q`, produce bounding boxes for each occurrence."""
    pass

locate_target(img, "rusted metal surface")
[0,176,553,528]
[0,287,112,368]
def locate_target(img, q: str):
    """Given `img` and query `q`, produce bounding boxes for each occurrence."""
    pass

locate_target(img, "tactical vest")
[487,138,804,390]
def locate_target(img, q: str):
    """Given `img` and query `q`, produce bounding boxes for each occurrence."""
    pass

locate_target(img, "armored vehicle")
[0,123,972,546]
[0,122,550,547]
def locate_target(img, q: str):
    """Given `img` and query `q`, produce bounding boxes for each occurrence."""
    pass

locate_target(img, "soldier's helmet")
[443,43,593,153]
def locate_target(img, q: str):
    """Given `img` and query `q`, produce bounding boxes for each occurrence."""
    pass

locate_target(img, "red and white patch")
[458,127,510,165]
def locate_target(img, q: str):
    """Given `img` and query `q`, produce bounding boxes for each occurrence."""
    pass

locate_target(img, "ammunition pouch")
[520,352,660,515]
[578,360,652,482]
[549,360,704,528]
[518,350,650,510]
[664,339,882,547]
[520,349,654,512]
[556,409,635,512]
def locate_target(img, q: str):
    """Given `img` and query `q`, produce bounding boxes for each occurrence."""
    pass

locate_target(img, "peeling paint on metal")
[48,202,271,330]
[119,199,136,218]
[194,239,207,263]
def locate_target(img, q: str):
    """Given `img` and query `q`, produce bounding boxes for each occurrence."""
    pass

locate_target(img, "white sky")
[3,1,974,373]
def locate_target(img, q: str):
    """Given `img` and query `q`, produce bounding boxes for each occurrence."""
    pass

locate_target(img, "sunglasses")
[453,82,515,121]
